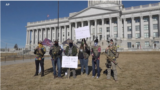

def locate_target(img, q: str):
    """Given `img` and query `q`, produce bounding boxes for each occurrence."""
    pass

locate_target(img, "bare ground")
[1,52,160,90]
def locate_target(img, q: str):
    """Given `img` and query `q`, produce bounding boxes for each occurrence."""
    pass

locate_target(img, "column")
[64,25,66,41]
[88,20,91,41]
[158,14,160,37]
[45,28,47,39]
[81,21,84,40]
[75,22,77,41]
[26,30,28,45]
[59,26,61,43]
[140,16,144,39]
[28,30,31,50]
[95,19,97,39]
[32,30,34,45]
[131,17,135,39]
[123,18,127,39]
[149,15,153,38]
[102,18,105,40]
[118,17,122,39]
[50,27,52,41]
[69,24,71,39]
[109,18,112,38]
[41,28,43,41]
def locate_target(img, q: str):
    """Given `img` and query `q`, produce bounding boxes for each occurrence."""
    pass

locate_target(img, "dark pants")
[51,57,61,77]
[79,58,89,74]
[92,59,100,77]
[35,59,44,75]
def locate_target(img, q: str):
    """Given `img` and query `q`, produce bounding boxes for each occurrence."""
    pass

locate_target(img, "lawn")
[1,52,160,90]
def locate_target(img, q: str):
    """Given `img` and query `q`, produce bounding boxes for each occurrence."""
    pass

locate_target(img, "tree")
[14,44,18,50]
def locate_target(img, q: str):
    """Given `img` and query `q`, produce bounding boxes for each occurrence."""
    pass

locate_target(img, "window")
[144,25,148,30]
[127,42,132,48]
[58,33,59,37]
[135,33,140,38]
[99,28,102,33]
[92,28,95,34]
[136,42,140,48]
[145,41,149,47]
[106,21,109,24]
[153,24,158,30]
[135,25,140,31]
[53,33,54,37]
[128,34,132,39]
[114,34,118,38]
[144,18,148,22]
[63,32,64,37]
[113,20,117,24]
[107,35,110,38]
[144,33,149,38]
[100,35,102,40]
[153,16,158,21]
[153,32,158,37]
[68,32,69,36]
[135,19,140,23]
[114,26,118,32]
[127,20,131,24]
[106,27,110,32]
[93,35,95,40]
[127,26,132,31]
[154,41,159,44]
[122,27,124,32]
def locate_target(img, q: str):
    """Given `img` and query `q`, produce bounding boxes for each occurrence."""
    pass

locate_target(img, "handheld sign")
[75,26,90,39]
[62,56,78,68]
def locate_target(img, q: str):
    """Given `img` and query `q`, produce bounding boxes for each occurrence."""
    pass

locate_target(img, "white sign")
[62,56,78,68]
[75,26,90,39]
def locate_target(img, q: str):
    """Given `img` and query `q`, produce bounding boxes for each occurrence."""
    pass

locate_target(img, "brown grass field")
[1,52,160,90]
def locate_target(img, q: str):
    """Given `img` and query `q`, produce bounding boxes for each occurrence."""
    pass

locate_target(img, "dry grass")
[1,52,160,90]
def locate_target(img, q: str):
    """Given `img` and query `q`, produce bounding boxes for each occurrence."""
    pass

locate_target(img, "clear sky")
[1,1,160,48]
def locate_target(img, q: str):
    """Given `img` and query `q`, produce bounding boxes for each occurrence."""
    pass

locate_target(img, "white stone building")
[25,0,160,51]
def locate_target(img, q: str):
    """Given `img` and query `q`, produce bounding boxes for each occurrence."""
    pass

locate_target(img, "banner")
[75,26,90,39]
[42,38,53,47]
[62,56,78,68]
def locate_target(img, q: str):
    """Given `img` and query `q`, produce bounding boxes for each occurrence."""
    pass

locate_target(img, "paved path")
[1,57,51,66]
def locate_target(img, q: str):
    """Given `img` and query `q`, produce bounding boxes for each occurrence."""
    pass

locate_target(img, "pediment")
[69,7,120,19]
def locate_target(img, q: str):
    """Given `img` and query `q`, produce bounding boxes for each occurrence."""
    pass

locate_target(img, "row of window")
[126,16,158,24]
[92,24,158,34]
[127,41,159,48]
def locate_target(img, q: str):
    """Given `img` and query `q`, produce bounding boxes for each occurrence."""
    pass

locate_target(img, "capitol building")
[25,0,160,51]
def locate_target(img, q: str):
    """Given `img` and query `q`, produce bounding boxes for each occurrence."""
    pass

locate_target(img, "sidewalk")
[1,57,51,66]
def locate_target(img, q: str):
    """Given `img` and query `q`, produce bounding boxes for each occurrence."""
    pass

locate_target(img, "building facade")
[25,0,160,51]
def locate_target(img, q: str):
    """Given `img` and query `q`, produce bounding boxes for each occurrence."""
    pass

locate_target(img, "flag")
[42,38,53,47]
[47,15,49,17]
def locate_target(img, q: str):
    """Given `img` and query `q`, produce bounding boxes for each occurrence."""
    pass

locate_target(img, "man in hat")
[91,38,101,79]
[106,39,118,82]
[34,41,46,77]
[64,40,77,78]
[49,39,62,78]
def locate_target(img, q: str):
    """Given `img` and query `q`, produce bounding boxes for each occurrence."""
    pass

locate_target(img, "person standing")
[34,41,46,77]
[106,39,118,82]
[78,39,90,76]
[49,40,62,79]
[64,40,77,78]
[91,39,101,79]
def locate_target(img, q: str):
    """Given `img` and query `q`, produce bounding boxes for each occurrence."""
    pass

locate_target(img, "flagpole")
[57,0,59,40]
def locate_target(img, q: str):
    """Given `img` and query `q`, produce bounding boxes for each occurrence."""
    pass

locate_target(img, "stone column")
[149,15,153,39]
[32,30,34,45]
[26,30,28,45]
[59,26,61,43]
[64,25,66,41]
[140,16,144,39]
[109,17,112,38]
[75,22,77,41]
[131,17,135,39]
[88,20,90,41]
[158,14,160,37]
[69,24,71,39]
[41,28,43,41]
[95,19,97,39]
[118,17,122,39]
[123,18,127,39]
[28,30,31,49]
[102,18,105,40]
[50,27,52,41]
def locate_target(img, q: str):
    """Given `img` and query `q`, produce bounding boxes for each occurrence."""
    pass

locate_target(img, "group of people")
[33,38,118,82]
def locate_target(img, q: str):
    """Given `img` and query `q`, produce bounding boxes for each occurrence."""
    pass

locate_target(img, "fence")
[1,54,51,63]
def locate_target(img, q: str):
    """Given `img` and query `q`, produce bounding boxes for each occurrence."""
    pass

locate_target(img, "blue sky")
[1,1,160,48]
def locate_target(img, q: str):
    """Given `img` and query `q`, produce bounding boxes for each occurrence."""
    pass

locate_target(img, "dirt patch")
[1,52,160,90]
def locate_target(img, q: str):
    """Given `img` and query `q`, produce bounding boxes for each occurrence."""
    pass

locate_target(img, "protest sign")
[75,26,90,39]
[62,56,78,68]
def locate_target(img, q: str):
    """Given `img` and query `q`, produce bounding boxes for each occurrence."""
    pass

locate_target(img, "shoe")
[41,74,44,77]
[97,76,99,79]
[54,75,57,79]
[34,74,38,76]
[92,76,95,78]
[58,77,62,79]
[81,72,83,75]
